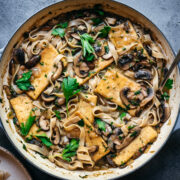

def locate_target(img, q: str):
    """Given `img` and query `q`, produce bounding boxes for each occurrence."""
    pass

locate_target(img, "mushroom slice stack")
[38,116,50,131]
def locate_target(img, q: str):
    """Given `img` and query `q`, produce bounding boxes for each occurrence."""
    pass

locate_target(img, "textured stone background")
[0,0,180,180]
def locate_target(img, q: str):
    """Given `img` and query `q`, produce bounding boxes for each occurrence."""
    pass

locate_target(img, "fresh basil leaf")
[52,28,65,38]
[98,26,111,38]
[62,77,81,114]
[36,133,53,147]
[16,71,33,91]
[20,112,36,136]
[54,110,61,120]
[95,118,106,132]
[165,79,173,89]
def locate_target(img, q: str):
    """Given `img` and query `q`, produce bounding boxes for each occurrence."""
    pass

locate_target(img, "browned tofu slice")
[113,126,158,165]
[75,57,113,85]
[10,95,40,136]
[109,21,139,55]
[27,44,59,99]
[94,68,141,116]
[78,94,97,124]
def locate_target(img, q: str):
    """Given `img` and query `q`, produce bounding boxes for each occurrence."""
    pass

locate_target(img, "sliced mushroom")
[38,116,50,131]
[106,17,116,25]
[13,48,25,65]
[55,97,65,106]
[159,102,171,122]
[25,55,41,68]
[41,93,56,102]
[60,136,69,146]
[102,51,112,60]
[86,61,95,70]
[106,154,117,167]
[120,87,136,109]
[118,54,135,70]
[51,61,63,81]
[52,126,60,145]
[115,128,140,150]
[9,59,16,75]
[140,87,154,107]
[3,85,11,99]
[134,69,152,80]
[123,21,130,33]
[87,145,98,153]
[94,43,105,57]
[103,124,112,136]
[71,33,80,40]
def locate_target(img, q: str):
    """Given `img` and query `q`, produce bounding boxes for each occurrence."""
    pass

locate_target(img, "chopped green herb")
[122,47,126,51]
[57,22,68,28]
[139,148,143,153]
[20,112,36,136]
[39,62,44,66]
[79,175,88,179]
[161,92,169,100]
[78,119,84,127]
[62,139,79,162]
[119,136,123,140]
[128,125,136,130]
[32,107,38,112]
[44,74,47,78]
[54,110,61,120]
[165,79,173,89]
[62,76,81,114]
[130,131,138,137]
[80,33,95,61]
[23,144,27,151]
[36,133,53,147]
[16,71,33,91]
[134,90,141,95]
[141,48,144,54]
[98,26,111,38]
[52,28,65,38]
[92,18,102,25]
[120,112,126,121]
[104,46,109,54]
[95,118,106,132]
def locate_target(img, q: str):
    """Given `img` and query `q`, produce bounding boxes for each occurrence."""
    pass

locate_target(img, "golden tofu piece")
[10,95,33,124]
[109,21,139,55]
[10,95,40,136]
[94,68,141,116]
[75,57,113,85]
[113,126,158,165]
[78,94,97,124]
[27,44,59,99]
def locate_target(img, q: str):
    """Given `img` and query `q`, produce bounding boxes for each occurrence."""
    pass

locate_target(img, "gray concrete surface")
[0,0,180,180]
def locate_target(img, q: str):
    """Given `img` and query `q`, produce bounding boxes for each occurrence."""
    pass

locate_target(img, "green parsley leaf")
[57,22,68,28]
[16,71,33,91]
[62,139,79,162]
[39,62,44,66]
[128,125,136,130]
[134,90,141,95]
[95,118,106,132]
[86,53,95,61]
[130,131,138,137]
[98,26,111,38]
[54,110,61,120]
[62,77,81,114]
[52,28,65,38]
[20,112,36,136]
[120,112,126,121]
[165,79,173,89]
[78,119,84,127]
[92,18,102,26]
[23,144,27,151]
[104,46,109,54]
[36,133,53,147]
[161,92,169,100]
